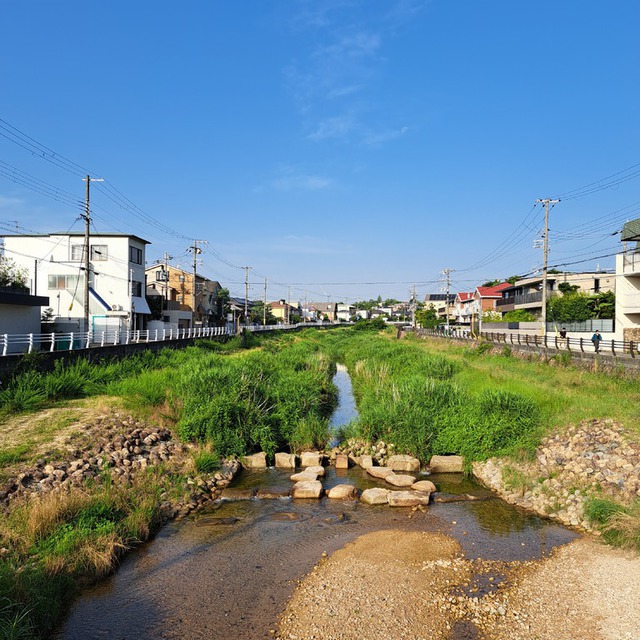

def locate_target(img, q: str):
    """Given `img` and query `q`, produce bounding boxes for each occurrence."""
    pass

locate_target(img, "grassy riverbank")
[1,327,639,637]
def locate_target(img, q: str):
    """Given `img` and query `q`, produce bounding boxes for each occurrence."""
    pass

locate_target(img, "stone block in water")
[429,455,464,473]
[387,454,420,472]
[275,452,296,469]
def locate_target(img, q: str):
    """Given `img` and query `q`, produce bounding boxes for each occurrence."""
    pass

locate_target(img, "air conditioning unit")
[111,304,123,311]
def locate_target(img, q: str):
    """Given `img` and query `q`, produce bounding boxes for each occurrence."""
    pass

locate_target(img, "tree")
[415,304,439,328]
[482,279,501,287]
[0,256,27,290]
[482,310,502,323]
[215,287,230,320]
[503,309,536,322]
[558,282,579,295]
[383,298,400,306]
[249,301,276,325]
[41,307,54,322]
[547,292,592,322]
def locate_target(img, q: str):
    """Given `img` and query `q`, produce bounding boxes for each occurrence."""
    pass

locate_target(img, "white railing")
[418,328,639,358]
[0,321,343,356]
[0,325,231,356]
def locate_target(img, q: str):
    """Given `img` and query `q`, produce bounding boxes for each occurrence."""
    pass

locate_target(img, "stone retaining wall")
[472,419,640,531]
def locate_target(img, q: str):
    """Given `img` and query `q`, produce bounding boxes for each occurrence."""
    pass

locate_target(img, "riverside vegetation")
[0,326,639,637]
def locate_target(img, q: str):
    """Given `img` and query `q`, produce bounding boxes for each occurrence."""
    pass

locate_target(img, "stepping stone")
[305,465,326,477]
[387,454,421,472]
[411,480,437,494]
[335,454,350,469]
[220,488,256,500]
[359,455,373,469]
[300,452,322,467]
[275,452,296,469]
[290,471,318,482]
[256,487,290,499]
[327,484,359,500]
[429,455,464,473]
[291,480,323,499]
[385,473,416,487]
[241,452,267,469]
[360,488,390,505]
[366,466,394,479]
[388,491,431,507]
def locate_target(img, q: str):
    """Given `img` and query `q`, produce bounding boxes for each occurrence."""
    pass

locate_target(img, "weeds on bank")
[585,497,640,551]
[0,470,170,638]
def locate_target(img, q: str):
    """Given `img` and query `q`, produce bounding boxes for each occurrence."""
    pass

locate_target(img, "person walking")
[559,327,567,348]
[591,329,602,353]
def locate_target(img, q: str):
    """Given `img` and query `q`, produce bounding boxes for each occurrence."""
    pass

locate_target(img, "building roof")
[476,282,511,298]
[621,218,640,242]
[2,232,151,245]
[456,292,473,302]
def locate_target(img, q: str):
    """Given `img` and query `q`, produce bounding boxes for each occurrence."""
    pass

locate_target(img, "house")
[452,292,475,326]
[309,302,336,321]
[2,232,150,334]
[336,303,355,322]
[145,264,222,328]
[496,273,615,319]
[269,299,300,324]
[0,285,49,351]
[474,283,512,316]
[615,218,640,341]
[423,293,456,322]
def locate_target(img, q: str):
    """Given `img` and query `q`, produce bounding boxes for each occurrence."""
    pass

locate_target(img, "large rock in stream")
[327,484,359,500]
[366,466,394,480]
[360,488,390,505]
[388,491,431,507]
[429,455,464,473]
[275,453,296,469]
[291,480,323,499]
[385,473,416,488]
[387,455,421,472]
[300,452,323,467]
[241,452,267,469]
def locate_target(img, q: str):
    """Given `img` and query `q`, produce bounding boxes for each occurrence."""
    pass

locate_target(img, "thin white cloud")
[314,31,381,59]
[307,114,357,142]
[363,126,409,146]
[269,167,333,191]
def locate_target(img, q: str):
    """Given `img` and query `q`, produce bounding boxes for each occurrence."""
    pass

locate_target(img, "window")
[155,269,168,282]
[48,274,79,290]
[129,246,143,265]
[594,278,600,293]
[91,244,108,261]
[70,245,85,262]
[131,280,143,297]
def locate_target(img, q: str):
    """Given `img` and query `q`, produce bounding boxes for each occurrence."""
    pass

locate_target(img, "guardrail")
[1,326,231,356]
[418,328,639,358]
[0,321,343,356]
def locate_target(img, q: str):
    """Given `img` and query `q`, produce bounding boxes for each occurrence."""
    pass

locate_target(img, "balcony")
[496,291,543,307]
[622,251,640,275]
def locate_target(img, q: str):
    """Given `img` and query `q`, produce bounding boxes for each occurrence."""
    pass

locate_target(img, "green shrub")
[193,450,220,473]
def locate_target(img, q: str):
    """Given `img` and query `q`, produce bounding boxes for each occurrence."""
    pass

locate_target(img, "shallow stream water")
[52,365,578,640]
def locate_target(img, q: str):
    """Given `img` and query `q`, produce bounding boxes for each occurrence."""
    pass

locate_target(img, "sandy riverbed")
[277,531,640,640]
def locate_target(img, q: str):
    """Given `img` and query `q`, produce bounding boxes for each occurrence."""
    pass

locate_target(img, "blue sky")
[1,1,639,302]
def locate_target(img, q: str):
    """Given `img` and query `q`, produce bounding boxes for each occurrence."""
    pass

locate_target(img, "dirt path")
[277,532,640,640]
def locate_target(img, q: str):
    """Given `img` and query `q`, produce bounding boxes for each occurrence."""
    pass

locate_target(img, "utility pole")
[163,252,172,310]
[243,266,252,326]
[442,268,453,333]
[81,175,103,334]
[263,277,267,325]
[410,284,417,328]
[535,198,560,336]
[287,285,292,324]
[188,240,204,328]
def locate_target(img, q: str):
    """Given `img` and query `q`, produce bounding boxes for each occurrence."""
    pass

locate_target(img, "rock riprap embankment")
[0,413,240,519]
[473,419,640,531]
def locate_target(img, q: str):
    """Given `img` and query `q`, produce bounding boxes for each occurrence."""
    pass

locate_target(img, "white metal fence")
[420,327,640,358]
[0,321,340,356]
[1,325,231,356]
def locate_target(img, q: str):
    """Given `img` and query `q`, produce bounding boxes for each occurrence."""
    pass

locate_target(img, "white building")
[1,232,151,333]
[615,219,640,341]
